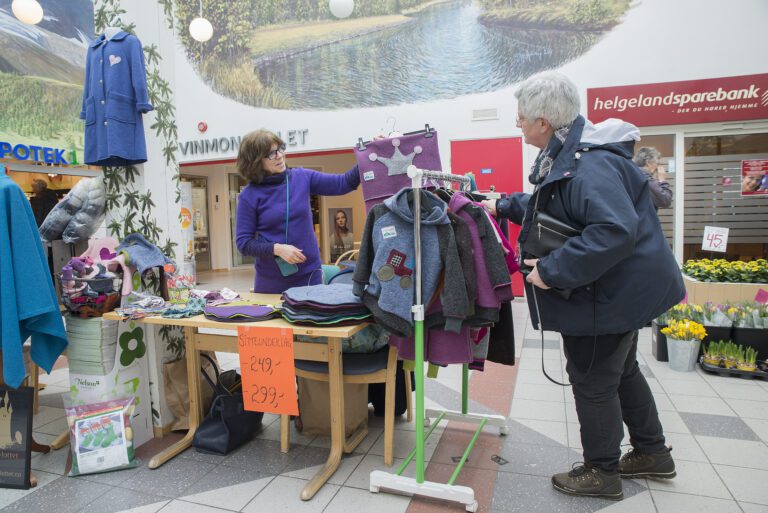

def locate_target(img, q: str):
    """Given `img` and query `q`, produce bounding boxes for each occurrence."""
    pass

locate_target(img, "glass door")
[180,175,211,271]
[229,174,255,267]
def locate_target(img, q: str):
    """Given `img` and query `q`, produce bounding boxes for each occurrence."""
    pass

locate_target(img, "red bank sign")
[588,74,768,127]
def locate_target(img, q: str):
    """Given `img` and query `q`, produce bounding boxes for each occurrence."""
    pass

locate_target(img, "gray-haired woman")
[482,72,682,501]
[633,146,672,209]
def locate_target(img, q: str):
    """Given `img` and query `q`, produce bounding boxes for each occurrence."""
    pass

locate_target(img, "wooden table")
[104,293,369,500]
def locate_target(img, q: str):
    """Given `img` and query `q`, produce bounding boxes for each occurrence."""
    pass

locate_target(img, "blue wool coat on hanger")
[80,31,153,167]
[0,175,67,388]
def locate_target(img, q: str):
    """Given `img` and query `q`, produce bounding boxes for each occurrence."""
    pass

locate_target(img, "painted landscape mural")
[173,0,631,110]
[0,0,93,160]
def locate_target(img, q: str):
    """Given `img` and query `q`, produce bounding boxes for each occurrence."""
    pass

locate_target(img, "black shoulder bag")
[192,353,264,455]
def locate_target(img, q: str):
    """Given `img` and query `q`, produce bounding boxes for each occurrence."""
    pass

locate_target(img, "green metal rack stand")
[369,166,509,512]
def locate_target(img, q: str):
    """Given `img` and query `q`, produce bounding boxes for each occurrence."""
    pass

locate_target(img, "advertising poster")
[0,387,33,490]
[741,160,768,196]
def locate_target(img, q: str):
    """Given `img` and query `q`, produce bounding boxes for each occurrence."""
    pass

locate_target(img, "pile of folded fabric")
[280,284,371,325]
[65,316,118,375]
[203,303,280,323]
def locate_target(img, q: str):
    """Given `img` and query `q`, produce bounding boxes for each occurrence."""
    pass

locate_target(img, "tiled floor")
[5,283,768,512]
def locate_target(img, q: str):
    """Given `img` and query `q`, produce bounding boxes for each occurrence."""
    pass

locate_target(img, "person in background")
[632,147,672,210]
[235,129,361,293]
[30,179,59,227]
[482,72,684,501]
[329,209,354,263]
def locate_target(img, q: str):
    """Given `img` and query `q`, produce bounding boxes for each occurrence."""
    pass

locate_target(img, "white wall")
[166,0,768,174]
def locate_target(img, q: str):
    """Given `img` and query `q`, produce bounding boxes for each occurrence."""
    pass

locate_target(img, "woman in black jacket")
[484,72,684,501]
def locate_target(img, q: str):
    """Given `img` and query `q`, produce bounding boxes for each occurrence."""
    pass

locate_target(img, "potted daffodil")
[661,319,707,372]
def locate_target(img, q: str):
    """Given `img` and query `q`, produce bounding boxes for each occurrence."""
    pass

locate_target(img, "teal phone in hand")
[275,256,299,277]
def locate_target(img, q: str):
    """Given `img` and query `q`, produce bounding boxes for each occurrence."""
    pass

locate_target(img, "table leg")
[280,414,290,453]
[50,429,69,450]
[149,326,201,469]
[300,337,345,501]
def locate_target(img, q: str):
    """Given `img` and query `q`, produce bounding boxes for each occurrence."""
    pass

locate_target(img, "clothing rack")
[369,165,508,512]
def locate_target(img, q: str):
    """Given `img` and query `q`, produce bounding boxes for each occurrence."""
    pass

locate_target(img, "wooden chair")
[284,344,399,466]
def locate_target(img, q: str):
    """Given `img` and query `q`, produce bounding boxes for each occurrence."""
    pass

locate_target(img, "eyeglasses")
[266,145,286,160]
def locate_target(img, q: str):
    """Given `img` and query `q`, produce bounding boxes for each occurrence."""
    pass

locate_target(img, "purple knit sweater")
[236,166,360,293]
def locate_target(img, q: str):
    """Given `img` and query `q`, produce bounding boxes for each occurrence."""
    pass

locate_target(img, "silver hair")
[633,147,662,168]
[514,72,581,128]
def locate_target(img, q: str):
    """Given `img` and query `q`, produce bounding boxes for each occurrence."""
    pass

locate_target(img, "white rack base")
[369,471,478,512]
[424,408,509,435]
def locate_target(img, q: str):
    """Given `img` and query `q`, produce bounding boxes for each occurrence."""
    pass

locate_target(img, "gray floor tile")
[178,474,274,511]
[651,490,741,513]
[716,465,768,504]
[119,455,216,498]
[31,445,70,475]
[503,419,568,447]
[0,470,59,510]
[495,442,574,477]
[241,475,339,513]
[743,418,768,443]
[325,486,410,513]
[696,436,768,470]
[282,454,363,486]
[73,462,143,487]
[36,392,67,409]
[157,500,236,513]
[32,405,66,429]
[79,486,170,513]
[523,338,561,350]
[491,472,644,513]
[220,438,297,474]
[679,412,760,441]
[35,416,69,436]
[344,454,414,490]
[0,475,111,513]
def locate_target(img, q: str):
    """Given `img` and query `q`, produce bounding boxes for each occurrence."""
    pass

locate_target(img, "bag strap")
[200,353,230,396]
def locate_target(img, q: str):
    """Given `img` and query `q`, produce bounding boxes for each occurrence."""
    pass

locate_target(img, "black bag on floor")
[368,360,413,417]
[192,353,263,455]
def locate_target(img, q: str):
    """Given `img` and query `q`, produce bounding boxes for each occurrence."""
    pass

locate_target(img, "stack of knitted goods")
[280,284,371,325]
[203,303,280,323]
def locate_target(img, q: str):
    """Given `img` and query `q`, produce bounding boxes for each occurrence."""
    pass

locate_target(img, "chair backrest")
[334,249,359,267]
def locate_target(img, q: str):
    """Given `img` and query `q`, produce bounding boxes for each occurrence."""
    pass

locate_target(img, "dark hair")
[333,209,350,248]
[237,129,285,184]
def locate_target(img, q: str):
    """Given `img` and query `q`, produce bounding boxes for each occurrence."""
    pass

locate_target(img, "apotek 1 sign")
[588,74,768,127]
[0,141,70,164]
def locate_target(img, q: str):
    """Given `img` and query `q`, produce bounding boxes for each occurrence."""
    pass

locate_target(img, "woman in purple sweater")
[235,129,361,293]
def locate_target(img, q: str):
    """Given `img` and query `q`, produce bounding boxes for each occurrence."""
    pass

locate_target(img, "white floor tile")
[515,419,568,446]
[725,399,768,420]
[696,436,768,470]
[566,423,582,449]
[369,427,442,461]
[178,476,273,511]
[658,411,691,434]
[659,379,717,397]
[515,369,564,386]
[668,395,734,416]
[663,432,708,462]
[651,490,741,513]
[564,403,578,424]
[646,378,664,394]
[513,382,565,402]
[743,418,768,443]
[519,347,561,361]
[32,405,66,429]
[738,502,768,513]
[309,427,382,454]
[324,486,410,513]
[646,459,731,499]
[509,398,566,422]
[653,393,675,412]
[716,465,768,505]
[241,476,339,513]
[714,382,768,402]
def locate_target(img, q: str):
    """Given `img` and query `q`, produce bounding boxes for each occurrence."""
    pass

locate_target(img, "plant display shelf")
[698,357,768,381]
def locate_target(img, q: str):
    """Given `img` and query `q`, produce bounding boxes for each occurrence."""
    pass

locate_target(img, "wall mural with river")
[173,0,631,110]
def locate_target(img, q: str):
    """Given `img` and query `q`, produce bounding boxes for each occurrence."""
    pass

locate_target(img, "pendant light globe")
[329,0,354,19]
[11,0,44,25]
[189,16,213,42]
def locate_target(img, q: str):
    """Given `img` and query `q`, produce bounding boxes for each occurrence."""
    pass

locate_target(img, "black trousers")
[563,330,666,472]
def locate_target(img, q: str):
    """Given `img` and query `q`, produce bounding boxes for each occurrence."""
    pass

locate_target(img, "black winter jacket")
[498,116,684,336]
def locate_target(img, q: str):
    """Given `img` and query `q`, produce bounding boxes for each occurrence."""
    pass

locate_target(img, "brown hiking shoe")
[551,463,623,501]
[619,446,676,479]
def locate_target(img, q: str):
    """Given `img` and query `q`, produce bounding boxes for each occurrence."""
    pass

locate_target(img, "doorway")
[180,175,212,271]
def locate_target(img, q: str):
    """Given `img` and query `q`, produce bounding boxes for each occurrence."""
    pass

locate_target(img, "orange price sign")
[237,326,298,416]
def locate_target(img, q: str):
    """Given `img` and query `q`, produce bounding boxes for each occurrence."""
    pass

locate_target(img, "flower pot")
[737,363,757,372]
[667,337,701,372]
[732,327,768,360]
[703,355,721,366]
[652,320,668,362]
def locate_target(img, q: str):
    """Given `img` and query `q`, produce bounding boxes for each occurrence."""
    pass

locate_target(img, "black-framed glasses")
[266,145,286,160]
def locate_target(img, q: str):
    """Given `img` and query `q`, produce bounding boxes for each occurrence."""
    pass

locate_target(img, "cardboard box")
[683,275,767,304]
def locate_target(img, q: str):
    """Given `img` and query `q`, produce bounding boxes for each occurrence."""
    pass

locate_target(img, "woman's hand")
[481,199,497,216]
[274,244,306,264]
